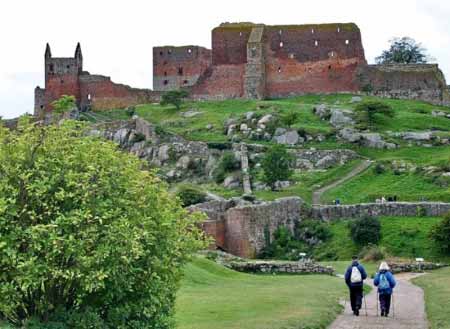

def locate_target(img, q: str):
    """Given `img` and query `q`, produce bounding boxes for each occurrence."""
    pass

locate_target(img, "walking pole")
[363,292,368,317]
[392,292,395,319]
[376,291,379,317]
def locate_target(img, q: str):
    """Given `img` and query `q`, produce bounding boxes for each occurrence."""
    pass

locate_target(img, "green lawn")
[414,267,450,329]
[314,216,448,262]
[176,257,346,329]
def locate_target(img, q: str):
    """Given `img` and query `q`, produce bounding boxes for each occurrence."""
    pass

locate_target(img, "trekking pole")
[376,291,379,317]
[392,292,395,319]
[363,292,368,317]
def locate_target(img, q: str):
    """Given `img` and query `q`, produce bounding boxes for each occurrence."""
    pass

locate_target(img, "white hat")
[379,261,390,271]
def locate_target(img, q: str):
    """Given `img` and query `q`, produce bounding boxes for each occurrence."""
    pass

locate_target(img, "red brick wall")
[212,25,254,65]
[202,220,226,250]
[79,75,159,111]
[44,74,80,111]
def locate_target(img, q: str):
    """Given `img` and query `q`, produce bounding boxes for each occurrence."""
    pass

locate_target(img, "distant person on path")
[374,262,397,317]
[344,256,368,316]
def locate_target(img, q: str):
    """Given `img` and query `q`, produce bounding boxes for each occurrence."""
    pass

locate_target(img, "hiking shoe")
[381,311,385,317]
[355,310,359,316]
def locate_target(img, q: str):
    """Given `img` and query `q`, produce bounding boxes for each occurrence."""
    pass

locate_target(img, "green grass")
[414,267,450,329]
[176,257,346,329]
[322,167,450,204]
[315,216,448,262]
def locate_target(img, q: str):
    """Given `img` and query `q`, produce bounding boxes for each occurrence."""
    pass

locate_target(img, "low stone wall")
[311,202,450,221]
[389,262,448,274]
[227,260,334,275]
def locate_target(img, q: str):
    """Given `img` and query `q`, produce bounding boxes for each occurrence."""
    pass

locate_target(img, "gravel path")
[329,273,428,329]
[312,160,372,205]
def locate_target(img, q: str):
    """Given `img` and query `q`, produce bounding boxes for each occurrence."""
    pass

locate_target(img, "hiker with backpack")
[344,256,368,316]
[374,262,397,317]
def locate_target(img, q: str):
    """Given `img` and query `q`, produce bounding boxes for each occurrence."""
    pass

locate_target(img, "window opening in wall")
[345,39,350,45]
[337,27,340,33]
[329,65,332,70]
[40,105,44,109]
[188,48,192,54]
[315,40,319,47]
[168,49,172,54]
[311,28,315,34]
[178,67,183,76]
[279,41,284,48]
[160,51,163,56]
[49,64,54,73]
[87,94,91,101]
[279,29,282,35]
[278,67,282,73]
[163,80,169,85]
[289,53,295,59]
[239,32,243,37]
[164,71,167,76]
[183,80,189,84]
[66,65,70,69]
[251,47,257,57]
[163,61,168,65]
[60,79,64,84]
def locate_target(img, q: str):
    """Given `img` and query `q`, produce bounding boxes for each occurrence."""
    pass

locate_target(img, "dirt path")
[312,160,372,205]
[329,273,428,329]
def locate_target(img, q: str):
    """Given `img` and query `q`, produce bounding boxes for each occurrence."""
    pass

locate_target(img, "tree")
[160,90,189,111]
[51,95,77,114]
[376,37,431,65]
[261,144,293,190]
[429,213,450,254]
[350,216,381,246]
[281,111,299,128]
[0,118,206,328]
[355,101,394,129]
[176,184,207,207]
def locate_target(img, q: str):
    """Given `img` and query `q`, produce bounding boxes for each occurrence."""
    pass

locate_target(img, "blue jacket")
[374,270,396,295]
[345,261,368,287]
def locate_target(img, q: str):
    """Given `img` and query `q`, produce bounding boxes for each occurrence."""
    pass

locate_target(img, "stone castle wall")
[194,198,450,258]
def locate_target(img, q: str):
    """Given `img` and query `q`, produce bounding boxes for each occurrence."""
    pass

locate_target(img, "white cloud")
[1,0,449,118]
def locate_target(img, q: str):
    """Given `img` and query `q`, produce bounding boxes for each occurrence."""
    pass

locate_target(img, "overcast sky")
[1,0,449,119]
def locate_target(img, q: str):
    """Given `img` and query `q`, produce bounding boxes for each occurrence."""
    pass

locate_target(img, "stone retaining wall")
[227,260,334,275]
[311,202,450,221]
[389,262,448,274]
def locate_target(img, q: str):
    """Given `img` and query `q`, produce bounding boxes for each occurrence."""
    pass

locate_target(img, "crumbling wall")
[153,46,212,91]
[212,23,254,65]
[357,64,449,106]
[79,74,160,111]
[34,86,46,117]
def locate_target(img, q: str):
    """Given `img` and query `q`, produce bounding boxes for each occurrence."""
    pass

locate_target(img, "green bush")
[261,145,294,190]
[358,244,388,261]
[373,163,386,175]
[280,111,299,128]
[355,101,394,129]
[429,213,450,254]
[176,184,207,207]
[0,118,205,328]
[125,106,136,118]
[350,216,381,246]
[295,220,332,247]
[213,152,239,184]
[259,227,305,260]
[160,90,189,110]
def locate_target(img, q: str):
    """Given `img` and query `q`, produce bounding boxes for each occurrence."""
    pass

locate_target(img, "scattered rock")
[350,96,362,103]
[274,180,291,189]
[206,124,213,130]
[338,127,361,143]
[313,104,329,119]
[223,175,241,189]
[176,155,191,169]
[273,130,301,145]
[258,114,273,125]
[245,111,255,120]
[181,110,202,118]
[240,123,249,131]
[360,133,396,149]
[329,109,354,128]
[158,144,171,162]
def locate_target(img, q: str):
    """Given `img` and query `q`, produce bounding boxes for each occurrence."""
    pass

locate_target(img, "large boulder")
[273,130,301,145]
[329,109,354,128]
[360,133,396,149]
[402,131,433,141]
[313,104,330,119]
[316,155,338,169]
[338,127,361,143]
[223,175,241,189]
[258,114,273,126]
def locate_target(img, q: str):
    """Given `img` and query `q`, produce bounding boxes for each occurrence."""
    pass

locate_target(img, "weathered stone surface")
[228,260,334,275]
[360,133,396,149]
[313,104,330,119]
[338,127,361,143]
[350,96,362,103]
[273,130,300,145]
[291,149,359,169]
[223,175,241,189]
[181,110,202,118]
[330,109,354,128]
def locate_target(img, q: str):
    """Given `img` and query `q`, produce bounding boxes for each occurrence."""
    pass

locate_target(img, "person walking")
[344,256,367,316]
[374,262,397,317]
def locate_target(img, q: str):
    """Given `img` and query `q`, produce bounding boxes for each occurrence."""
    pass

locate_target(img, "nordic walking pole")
[392,292,395,318]
[376,291,379,317]
[363,292,368,317]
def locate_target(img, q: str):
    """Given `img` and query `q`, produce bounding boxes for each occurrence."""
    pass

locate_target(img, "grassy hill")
[176,257,346,329]
[87,94,450,205]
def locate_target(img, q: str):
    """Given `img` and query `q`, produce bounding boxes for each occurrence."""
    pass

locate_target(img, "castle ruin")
[35,22,450,115]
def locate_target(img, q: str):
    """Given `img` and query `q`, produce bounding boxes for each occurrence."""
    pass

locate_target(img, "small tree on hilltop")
[0,118,206,328]
[355,101,394,129]
[261,144,294,190]
[376,37,432,64]
[281,110,300,128]
[160,90,189,110]
[429,213,450,254]
[51,95,77,114]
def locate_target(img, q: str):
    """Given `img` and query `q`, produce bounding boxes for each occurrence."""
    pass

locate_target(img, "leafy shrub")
[358,244,388,261]
[0,118,205,328]
[362,84,373,93]
[259,227,305,260]
[350,216,381,246]
[213,152,239,184]
[280,111,299,128]
[51,95,76,114]
[373,163,386,175]
[176,184,207,207]
[160,90,189,110]
[261,145,294,190]
[355,101,394,129]
[125,106,136,117]
[429,213,450,254]
[295,220,332,247]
